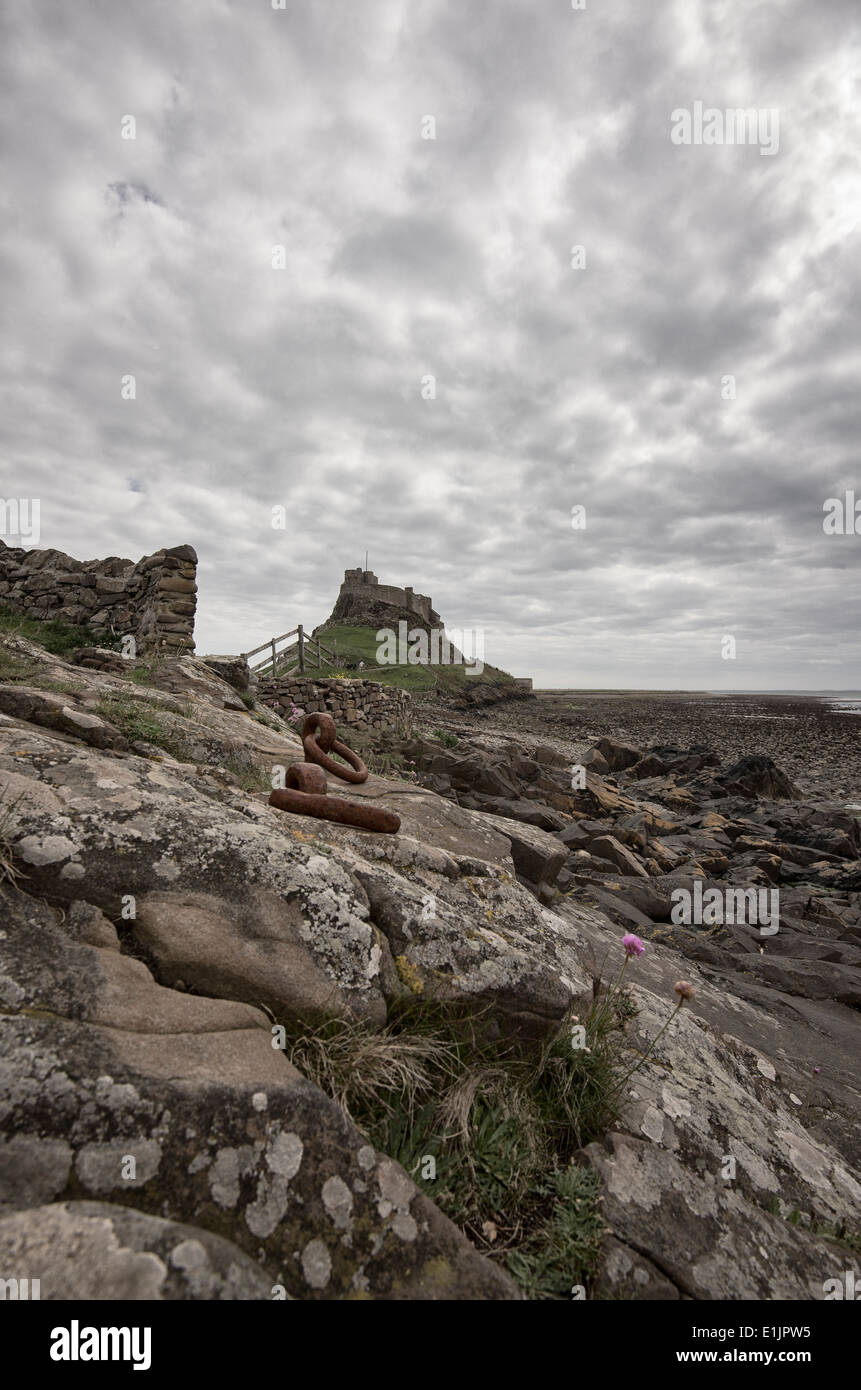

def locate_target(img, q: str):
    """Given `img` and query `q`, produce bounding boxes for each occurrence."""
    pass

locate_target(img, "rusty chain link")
[269,713,400,833]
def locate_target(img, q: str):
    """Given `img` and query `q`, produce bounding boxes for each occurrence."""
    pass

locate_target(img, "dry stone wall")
[0,540,198,653]
[259,675,411,735]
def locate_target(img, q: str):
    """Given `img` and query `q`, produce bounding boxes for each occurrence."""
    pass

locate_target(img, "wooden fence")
[241,625,338,679]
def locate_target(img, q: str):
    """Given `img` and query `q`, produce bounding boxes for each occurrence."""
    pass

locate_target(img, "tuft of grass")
[433,729,459,748]
[0,646,41,683]
[0,793,28,888]
[249,710,281,731]
[812,1222,861,1255]
[283,993,626,1297]
[224,758,274,795]
[770,1204,861,1256]
[505,1164,605,1299]
[95,694,193,761]
[24,677,87,696]
[304,625,517,694]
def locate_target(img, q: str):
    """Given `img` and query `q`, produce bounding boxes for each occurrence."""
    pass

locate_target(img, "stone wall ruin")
[0,540,198,653]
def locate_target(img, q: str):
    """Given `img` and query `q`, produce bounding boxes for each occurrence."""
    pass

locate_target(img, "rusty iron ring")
[302,712,368,784]
[268,716,400,833]
[303,711,337,753]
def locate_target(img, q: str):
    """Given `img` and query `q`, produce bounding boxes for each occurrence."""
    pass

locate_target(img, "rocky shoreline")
[441,689,861,803]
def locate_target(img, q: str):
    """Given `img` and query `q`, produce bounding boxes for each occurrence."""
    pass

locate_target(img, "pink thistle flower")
[674,980,696,1003]
[622,933,645,958]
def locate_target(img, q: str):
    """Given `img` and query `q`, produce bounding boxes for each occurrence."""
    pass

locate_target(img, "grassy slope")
[310,624,517,694]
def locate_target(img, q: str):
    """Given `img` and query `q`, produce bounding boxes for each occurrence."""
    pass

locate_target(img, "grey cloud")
[0,0,859,687]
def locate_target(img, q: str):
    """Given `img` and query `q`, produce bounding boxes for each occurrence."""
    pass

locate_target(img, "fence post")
[270,638,277,678]
[298,624,305,673]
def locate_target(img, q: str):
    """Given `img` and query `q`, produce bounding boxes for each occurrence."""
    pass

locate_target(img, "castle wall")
[338,570,437,625]
[0,540,198,653]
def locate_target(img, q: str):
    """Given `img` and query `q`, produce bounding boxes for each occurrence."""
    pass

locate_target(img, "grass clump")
[282,933,700,1298]
[95,694,193,761]
[222,756,273,795]
[433,729,459,748]
[0,793,28,888]
[304,625,517,695]
[284,995,630,1297]
[505,1165,605,1300]
[0,646,41,683]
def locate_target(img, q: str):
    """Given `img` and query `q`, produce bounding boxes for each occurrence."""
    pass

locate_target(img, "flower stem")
[606,999,684,1102]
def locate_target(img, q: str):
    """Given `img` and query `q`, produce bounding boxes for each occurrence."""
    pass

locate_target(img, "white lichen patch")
[301,1238,331,1290]
[209,1146,254,1207]
[322,1175,353,1231]
[16,833,80,866]
[377,1158,415,1213]
[661,1085,692,1120]
[265,1131,303,1181]
[245,1173,289,1239]
[391,1211,418,1242]
[152,855,181,881]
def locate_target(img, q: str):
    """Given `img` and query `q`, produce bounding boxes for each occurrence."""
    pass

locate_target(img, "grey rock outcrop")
[1,632,859,1300]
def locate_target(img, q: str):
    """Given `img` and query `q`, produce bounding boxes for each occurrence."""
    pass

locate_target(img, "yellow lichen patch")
[421,1256,456,1289]
[394,954,424,995]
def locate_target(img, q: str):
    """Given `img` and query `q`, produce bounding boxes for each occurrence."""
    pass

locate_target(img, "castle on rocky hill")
[318,568,442,632]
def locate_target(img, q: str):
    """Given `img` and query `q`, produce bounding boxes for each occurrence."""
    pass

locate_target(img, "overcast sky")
[2,0,860,689]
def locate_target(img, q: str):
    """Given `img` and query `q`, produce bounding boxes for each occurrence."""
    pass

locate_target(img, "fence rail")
[241,624,338,679]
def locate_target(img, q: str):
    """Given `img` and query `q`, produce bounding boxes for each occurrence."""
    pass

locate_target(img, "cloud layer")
[2,0,860,688]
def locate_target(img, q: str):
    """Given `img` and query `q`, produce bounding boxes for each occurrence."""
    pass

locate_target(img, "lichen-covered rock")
[0,1202,277,1300]
[0,885,519,1301]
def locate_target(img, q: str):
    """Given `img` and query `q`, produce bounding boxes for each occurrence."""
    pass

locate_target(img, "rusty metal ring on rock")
[268,717,400,833]
[301,712,369,784]
[303,711,337,753]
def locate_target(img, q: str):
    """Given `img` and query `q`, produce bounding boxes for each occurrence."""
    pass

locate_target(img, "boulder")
[720,756,801,801]
[580,747,610,775]
[587,835,650,879]
[201,655,254,695]
[595,738,643,771]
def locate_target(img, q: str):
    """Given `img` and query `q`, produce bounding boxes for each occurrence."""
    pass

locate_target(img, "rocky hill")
[0,626,858,1299]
